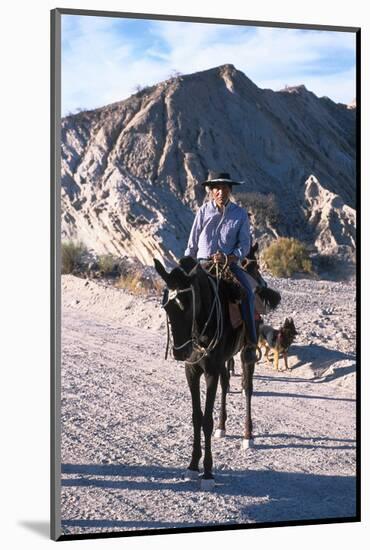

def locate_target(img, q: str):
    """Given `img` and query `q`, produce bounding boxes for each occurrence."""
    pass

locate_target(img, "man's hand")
[212,252,226,264]
[227,254,238,264]
[212,253,238,264]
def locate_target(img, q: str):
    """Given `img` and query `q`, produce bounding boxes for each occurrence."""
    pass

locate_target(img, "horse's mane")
[178,257,244,304]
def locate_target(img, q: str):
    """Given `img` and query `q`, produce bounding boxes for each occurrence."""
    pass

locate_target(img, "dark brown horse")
[154,256,257,489]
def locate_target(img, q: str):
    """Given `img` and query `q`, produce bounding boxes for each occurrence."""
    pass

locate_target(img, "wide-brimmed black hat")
[201,171,243,187]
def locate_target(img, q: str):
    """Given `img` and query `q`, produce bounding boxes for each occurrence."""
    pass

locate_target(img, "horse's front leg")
[185,365,203,478]
[215,364,229,438]
[241,349,255,450]
[202,372,219,487]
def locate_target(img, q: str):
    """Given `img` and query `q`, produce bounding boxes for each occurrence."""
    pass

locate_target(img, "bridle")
[162,274,224,364]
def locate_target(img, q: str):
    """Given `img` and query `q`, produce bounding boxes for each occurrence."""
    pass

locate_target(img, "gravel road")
[60,274,357,535]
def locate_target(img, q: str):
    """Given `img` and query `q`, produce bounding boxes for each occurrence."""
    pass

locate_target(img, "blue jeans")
[229,263,257,344]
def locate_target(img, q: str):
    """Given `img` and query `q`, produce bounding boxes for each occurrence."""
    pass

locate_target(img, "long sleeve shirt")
[184,200,251,260]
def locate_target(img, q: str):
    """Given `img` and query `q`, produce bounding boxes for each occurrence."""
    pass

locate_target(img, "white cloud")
[61,16,356,115]
[62,16,135,113]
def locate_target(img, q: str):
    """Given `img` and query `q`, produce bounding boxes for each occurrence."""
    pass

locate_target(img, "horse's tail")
[256,287,281,310]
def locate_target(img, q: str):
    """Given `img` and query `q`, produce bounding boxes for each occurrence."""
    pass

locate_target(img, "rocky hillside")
[61,64,356,267]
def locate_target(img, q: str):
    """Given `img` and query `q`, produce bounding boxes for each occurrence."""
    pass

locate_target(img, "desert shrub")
[61,241,87,274]
[236,192,279,225]
[132,84,154,98]
[97,254,118,276]
[168,70,182,79]
[262,237,312,277]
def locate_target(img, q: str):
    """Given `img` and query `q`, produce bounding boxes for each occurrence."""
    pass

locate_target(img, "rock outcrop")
[304,175,356,261]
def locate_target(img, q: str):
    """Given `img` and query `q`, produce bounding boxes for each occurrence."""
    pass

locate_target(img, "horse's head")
[154,258,205,361]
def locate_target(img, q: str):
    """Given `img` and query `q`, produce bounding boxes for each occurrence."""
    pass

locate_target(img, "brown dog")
[258,317,298,371]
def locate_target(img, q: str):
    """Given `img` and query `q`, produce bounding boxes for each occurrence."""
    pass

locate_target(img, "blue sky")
[61,14,356,115]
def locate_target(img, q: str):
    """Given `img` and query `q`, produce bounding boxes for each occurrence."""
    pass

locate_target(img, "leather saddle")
[203,262,247,330]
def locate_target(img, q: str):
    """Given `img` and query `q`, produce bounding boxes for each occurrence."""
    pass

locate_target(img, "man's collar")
[212,199,231,211]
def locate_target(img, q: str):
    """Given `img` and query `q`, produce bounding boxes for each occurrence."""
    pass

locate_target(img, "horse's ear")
[189,261,200,274]
[179,256,197,274]
[189,262,205,279]
[154,259,169,283]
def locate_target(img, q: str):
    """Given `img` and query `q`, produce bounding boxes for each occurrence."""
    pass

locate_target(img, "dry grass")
[115,273,164,296]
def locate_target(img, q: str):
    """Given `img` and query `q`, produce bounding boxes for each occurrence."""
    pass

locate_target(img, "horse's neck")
[196,274,221,336]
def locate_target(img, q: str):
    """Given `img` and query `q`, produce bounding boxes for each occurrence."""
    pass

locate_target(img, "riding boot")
[229,263,258,362]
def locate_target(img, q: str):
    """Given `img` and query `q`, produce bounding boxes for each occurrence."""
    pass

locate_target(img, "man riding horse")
[154,172,281,484]
[184,170,258,361]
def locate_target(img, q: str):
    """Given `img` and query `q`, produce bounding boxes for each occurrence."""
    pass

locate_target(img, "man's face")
[210,183,231,208]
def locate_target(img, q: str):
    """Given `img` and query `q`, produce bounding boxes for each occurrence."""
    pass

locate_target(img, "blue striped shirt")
[184,200,251,260]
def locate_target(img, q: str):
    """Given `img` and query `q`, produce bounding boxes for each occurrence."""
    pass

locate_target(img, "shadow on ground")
[224,432,356,451]
[253,343,355,383]
[61,462,356,532]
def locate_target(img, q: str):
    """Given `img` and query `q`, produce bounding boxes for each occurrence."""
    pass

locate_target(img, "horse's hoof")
[242,438,255,450]
[184,469,200,480]
[214,429,226,438]
[200,476,215,491]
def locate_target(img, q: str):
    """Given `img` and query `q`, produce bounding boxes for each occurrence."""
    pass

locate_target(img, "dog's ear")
[287,317,298,334]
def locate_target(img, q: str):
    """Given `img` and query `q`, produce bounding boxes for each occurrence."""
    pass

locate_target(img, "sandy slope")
[60,274,357,535]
